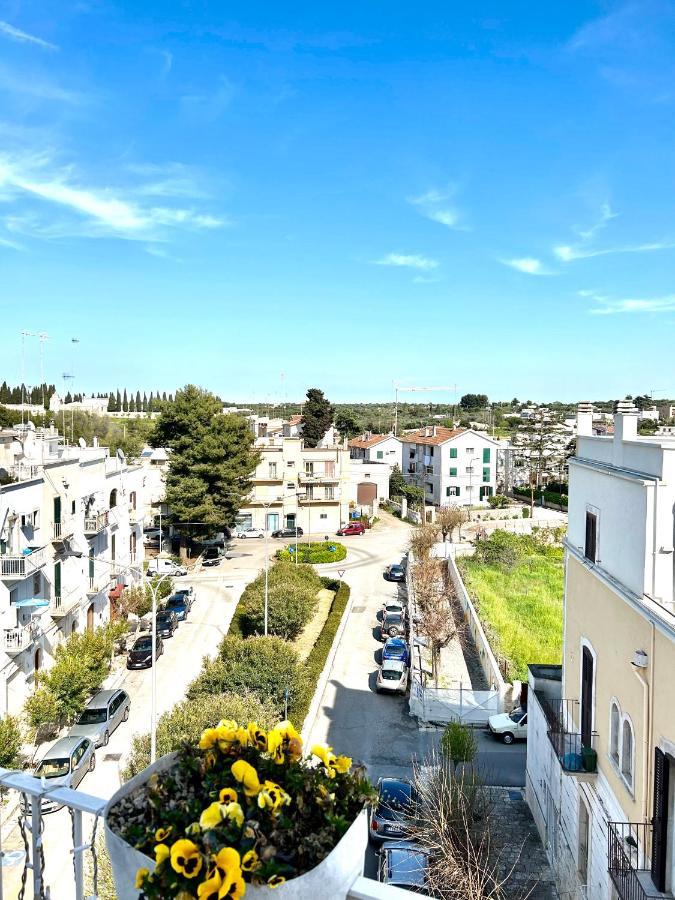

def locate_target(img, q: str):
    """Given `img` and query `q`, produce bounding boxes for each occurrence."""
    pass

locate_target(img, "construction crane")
[393,384,456,435]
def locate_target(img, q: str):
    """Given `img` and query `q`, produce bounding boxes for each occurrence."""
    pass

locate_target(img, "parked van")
[146,557,187,577]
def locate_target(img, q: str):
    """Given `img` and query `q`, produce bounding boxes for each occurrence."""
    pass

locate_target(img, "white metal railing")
[0,547,47,579]
[0,624,34,653]
[83,510,109,533]
[51,519,74,541]
[52,586,81,615]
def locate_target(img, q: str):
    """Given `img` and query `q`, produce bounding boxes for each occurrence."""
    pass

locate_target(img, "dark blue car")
[382,637,410,666]
[164,594,189,622]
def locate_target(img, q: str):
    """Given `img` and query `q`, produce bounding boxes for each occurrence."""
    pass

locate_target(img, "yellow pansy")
[311,743,339,778]
[200,801,224,830]
[154,843,170,866]
[241,849,260,872]
[219,787,238,804]
[231,759,261,797]
[222,875,246,899]
[247,723,267,750]
[257,780,291,815]
[186,821,202,836]
[155,825,172,842]
[170,839,203,878]
[215,720,240,752]
[223,801,245,828]
[315,784,335,808]
[267,720,302,764]
[334,755,352,774]
[267,874,286,888]
[212,846,244,898]
[197,871,222,900]
[199,727,219,751]
[135,867,149,889]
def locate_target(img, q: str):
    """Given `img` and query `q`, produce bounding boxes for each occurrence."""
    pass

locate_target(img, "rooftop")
[348,432,392,449]
[401,426,467,446]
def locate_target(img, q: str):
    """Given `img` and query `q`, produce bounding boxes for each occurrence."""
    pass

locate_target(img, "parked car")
[202,547,221,567]
[370,778,415,844]
[488,707,528,744]
[173,587,195,608]
[378,841,430,893]
[29,737,96,813]
[382,637,410,666]
[236,527,265,539]
[337,522,366,536]
[382,599,406,619]
[385,563,405,582]
[68,689,130,748]
[155,609,178,638]
[381,611,406,640]
[376,660,409,694]
[127,632,164,669]
[201,532,227,548]
[146,557,187,577]
[271,526,304,538]
[164,594,189,621]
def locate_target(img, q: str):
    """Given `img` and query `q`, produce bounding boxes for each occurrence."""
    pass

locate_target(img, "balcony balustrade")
[538,695,598,775]
[51,586,82,618]
[608,821,668,900]
[0,623,36,654]
[0,547,47,581]
[299,470,339,484]
[51,518,74,543]
[83,510,109,535]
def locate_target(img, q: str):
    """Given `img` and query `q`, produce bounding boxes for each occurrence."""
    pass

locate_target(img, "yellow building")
[527,401,675,899]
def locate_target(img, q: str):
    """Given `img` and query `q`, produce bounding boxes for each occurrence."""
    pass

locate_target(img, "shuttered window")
[483,448,490,463]
[449,447,457,458]
[584,512,598,563]
[651,747,670,891]
[449,468,457,477]
[483,467,490,482]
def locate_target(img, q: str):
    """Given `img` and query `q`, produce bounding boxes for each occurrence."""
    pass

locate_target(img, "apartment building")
[526,401,675,899]
[0,424,144,715]
[238,436,350,534]
[400,426,499,508]
[348,433,402,470]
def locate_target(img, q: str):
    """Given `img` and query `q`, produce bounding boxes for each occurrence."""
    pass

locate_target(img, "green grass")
[458,540,563,682]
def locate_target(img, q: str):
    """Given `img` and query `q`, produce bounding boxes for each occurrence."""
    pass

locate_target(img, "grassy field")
[458,533,564,682]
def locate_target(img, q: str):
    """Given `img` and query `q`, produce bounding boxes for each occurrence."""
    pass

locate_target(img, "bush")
[276,541,347,564]
[187,635,312,720]
[0,715,23,768]
[440,721,478,768]
[522,507,530,518]
[123,691,278,779]
[232,561,323,640]
[487,494,509,509]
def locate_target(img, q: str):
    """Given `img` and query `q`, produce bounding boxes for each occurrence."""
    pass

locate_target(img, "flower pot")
[105,752,367,900]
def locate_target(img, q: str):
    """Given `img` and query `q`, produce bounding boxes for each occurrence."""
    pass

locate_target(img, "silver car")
[68,689,130,747]
[370,778,415,844]
[29,736,96,813]
[378,840,429,893]
[376,660,409,694]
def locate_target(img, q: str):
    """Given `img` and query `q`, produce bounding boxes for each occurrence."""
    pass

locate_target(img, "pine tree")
[147,392,154,413]
[122,389,129,412]
[0,382,8,403]
[65,391,73,404]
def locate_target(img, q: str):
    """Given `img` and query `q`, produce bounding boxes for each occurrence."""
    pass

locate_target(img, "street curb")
[301,581,356,745]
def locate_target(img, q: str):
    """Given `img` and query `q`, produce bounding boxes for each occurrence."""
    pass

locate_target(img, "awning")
[12,598,50,608]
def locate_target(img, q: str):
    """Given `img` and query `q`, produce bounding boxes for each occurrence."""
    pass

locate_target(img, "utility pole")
[20,330,36,426]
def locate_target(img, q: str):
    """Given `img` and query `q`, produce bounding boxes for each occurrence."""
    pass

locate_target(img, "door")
[266,513,279,531]
[652,747,670,891]
[53,496,61,525]
[54,561,61,604]
[285,513,296,530]
[88,548,95,585]
[86,604,94,632]
[581,646,594,749]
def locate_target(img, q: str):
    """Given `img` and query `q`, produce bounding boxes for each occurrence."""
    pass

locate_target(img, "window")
[610,702,620,763]
[479,486,493,500]
[483,466,490,483]
[269,462,277,478]
[286,482,295,490]
[449,467,457,477]
[376,451,383,460]
[109,489,118,508]
[465,466,473,474]
[585,511,598,563]
[33,572,41,595]
[305,463,314,475]
[446,486,460,497]
[449,447,457,459]
[466,447,474,454]
[483,448,491,463]
[325,486,334,500]
[33,509,40,528]
[71,500,76,515]
[426,482,434,493]
[287,461,295,467]
[410,450,416,459]
[621,719,634,788]
[428,446,434,457]
[319,513,327,519]
[129,491,137,510]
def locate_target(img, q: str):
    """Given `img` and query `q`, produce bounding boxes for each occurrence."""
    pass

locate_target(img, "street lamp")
[261,497,283,636]
[466,456,482,521]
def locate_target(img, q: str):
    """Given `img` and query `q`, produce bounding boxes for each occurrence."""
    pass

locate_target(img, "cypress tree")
[122,389,129,412]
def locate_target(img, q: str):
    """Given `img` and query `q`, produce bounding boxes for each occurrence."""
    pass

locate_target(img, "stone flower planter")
[104,752,367,900]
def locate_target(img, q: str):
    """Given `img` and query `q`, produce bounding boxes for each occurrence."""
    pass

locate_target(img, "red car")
[337,522,366,536]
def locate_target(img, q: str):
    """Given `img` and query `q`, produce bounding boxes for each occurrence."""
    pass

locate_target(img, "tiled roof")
[288,415,303,425]
[348,433,391,450]
[401,426,467,446]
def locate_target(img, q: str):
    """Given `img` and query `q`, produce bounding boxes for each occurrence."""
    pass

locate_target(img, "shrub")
[276,541,347,564]
[123,691,278,779]
[233,561,323,640]
[0,715,23,768]
[522,507,530,518]
[440,721,478,768]
[187,635,312,719]
[487,494,509,509]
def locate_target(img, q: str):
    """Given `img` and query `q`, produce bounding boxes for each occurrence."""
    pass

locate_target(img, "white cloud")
[555,240,675,262]
[500,256,554,275]
[373,253,439,271]
[0,234,24,250]
[412,275,441,284]
[408,185,465,230]
[0,20,57,50]
[575,202,618,239]
[581,288,675,315]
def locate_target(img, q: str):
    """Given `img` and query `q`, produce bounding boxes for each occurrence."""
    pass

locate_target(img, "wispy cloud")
[500,256,555,276]
[408,186,465,230]
[412,275,441,284]
[180,76,235,123]
[373,253,439,271]
[0,20,57,51]
[574,202,618,240]
[582,288,675,315]
[0,154,227,243]
[0,64,84,105]
[555,240,675,262]
[0,234,24,250]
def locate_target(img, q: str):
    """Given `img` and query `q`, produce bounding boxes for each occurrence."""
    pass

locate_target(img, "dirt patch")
[294,588,335,661]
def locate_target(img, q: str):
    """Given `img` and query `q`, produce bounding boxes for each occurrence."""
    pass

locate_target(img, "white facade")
[400,427,499,508]
[346,460,390,513]
[348,434,402,471]
[0,425,144,715]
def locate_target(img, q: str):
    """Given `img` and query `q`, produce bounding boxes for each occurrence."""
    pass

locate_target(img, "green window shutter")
[483,448,490,463]
[450,447,457,458]
[483,467,490,482]
[446,487,451,497]
[456,486,460,497]
[450,467,457,477]
[376,451,383,459]
[54,561,61,599]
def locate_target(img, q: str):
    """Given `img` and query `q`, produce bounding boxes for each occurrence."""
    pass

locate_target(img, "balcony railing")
[0,546,47,580]
[51,587,82,618]
[608,821,666,900]
[51,519,74,542]
[299,471,339,483]
[83,510,109,534]
[539,696,598,774]
[0,624,35,654]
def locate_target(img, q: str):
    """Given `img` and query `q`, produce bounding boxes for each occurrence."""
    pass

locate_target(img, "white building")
[348,433,402,470]
[400,426,499,507]
[346,460,390,515]
[639,405,660,422]
[0,424,144,715]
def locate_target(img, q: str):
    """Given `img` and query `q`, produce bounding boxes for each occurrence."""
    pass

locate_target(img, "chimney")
[576,402,594,436]
[432,426,437,437]
[613,399,639,449]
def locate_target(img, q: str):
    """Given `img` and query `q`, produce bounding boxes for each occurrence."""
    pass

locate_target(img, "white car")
[488,707,528,744]
[376,660,409,694]
[236,527,265,539]
[146,557,187,577]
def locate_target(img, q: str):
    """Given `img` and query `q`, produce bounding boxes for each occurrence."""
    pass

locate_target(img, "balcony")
[0,547,47,581]
[608,821,669,899]
[128,507,143,524]
[51,519,74,543]
[538,696,598,777]
[51,587,82,619]
[0,623,36,654]
[83,510,109,535]
[299,470,339,484]
[299,492,339,504]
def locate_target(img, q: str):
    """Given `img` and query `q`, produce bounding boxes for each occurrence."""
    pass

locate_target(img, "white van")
[146,558,187,577]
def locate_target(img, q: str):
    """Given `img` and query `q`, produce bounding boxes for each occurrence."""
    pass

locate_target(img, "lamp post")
[261,497,282,636]
[467,456,482,522]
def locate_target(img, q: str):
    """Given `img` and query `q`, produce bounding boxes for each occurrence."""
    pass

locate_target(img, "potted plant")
[105,719,373,899]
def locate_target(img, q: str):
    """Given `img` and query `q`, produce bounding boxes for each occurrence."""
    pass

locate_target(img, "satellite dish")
[116,448,126,462]
[78,437,86,449]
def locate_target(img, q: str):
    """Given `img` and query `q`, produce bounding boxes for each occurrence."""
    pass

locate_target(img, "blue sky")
[1,1,675,404]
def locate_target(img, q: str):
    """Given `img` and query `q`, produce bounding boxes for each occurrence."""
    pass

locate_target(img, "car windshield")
[382,670,401,681]
[133,639,152,651]
[390,566,403,574]
[385,614,403,624]
[174,590,189,597]
[385,644,406,657]
[378,782,412,820]
[166,598,184,608]
[35,757,70,778]
[509,709,526,723]
[77,708,107,724]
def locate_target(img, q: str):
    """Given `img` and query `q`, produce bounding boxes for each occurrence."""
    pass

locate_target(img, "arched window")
[621,718,634,788]
[109,488,118,508]
[610,702,620,763]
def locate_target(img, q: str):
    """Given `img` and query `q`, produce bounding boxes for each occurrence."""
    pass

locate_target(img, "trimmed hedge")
[276,541,347,564]
[513,485,568,508]
[230,560,323,640]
